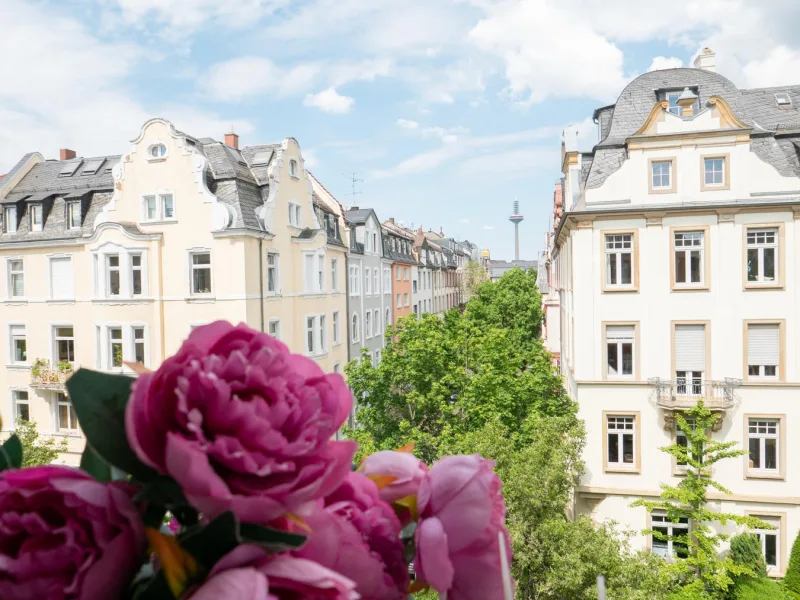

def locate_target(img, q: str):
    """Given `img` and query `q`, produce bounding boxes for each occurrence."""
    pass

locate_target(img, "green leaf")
[0,435,23,471]
[240,522,308,552]
[400,521,417,541]
[80,444,112,482]
[66,369,157,482]
[134,476,198,527]
[129,570,174,600]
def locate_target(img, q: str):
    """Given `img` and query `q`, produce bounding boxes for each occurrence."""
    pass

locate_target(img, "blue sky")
[2,1,800,260]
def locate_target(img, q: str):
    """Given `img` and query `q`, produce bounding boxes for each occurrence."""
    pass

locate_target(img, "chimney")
[418,226,423,235]
[388,217,395,224]
[60,148,76,161]
[439,226,444,236]
[225,132,239,150]
[693,48,716,72]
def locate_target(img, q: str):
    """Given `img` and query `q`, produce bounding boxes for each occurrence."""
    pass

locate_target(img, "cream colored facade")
[1,118,347,464]
[549,63,800,575]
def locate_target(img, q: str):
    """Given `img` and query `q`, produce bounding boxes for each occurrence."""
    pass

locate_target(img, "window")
[352,314,360,342]
[161,194,174,219]
[605,234,634,288]
[190,252,212,295]
[365,268,371,295]
[675,324,705,395]
[133,327,146,364]
[10,325,26,363]
[666,90,698,116]
[372,233,377,253]
[143,196,157,221]
[30,205,43,232]
[384,269,390,293]
[747,323,780,379]
[385,309,390,328]
[333,362,341,374]
[404,293,409,306]
[319,315,327,352]
[317,255,325,292]
[404,267,409,280]
[373,269,379,294]
[131,254,143,295]
[54,326,74,363]
[56,392,79,433]
[374,309,380,336]
[349,265,360,295]
[373,349,381,366]
[289,159,299,178]
[365,311,372,338]
[49,256,74,300]
[606,325,634,377]
[397,293,402,308]
[651,160,672,190]
[306,317,316,354]
[149,144,167,158]
[752,517,782,571]
[8,259,24,298]
[108,327,123,368]
[396,267,401,281]
[3,206,17,233]
[268,319,280,340]
[651,513,690,559]
[266,252,279,293]
[413,280,418,293]
[330,258,338,291]
[746,228,777,284]
[67,201,81,229]
[674,231,704,286]
[333,311,340,344]
[703,157,725,187]
[288,203,302,227]
[675,418,699,470]
[107,255,120,296]
[606,415,636,469]
[142,194,174,221]
[13,390,29,422]
[748,418,779,474]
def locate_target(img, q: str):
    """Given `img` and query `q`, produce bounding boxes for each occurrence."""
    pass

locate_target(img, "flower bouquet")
[0,322,512,600]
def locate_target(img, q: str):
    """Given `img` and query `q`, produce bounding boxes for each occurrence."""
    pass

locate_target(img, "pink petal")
[190,567,268,600]
[416,517,454,594]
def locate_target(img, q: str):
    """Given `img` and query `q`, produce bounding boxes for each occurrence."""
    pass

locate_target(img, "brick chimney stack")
[225,132,239,150]
[60,149,76,160]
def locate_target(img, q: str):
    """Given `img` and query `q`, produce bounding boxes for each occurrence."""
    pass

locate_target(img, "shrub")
[732,577,789,600]
[785,532,800,598]
[730,532,767,578]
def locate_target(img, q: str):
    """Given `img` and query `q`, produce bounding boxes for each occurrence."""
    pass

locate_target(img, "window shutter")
[50,257,73,299]
[748,324,779,366]
[675,325,705,371]
[304,255,314,292]
[607,325,634,342]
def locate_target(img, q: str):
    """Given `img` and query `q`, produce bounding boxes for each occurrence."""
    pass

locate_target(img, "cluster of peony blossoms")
[0,321,511,600]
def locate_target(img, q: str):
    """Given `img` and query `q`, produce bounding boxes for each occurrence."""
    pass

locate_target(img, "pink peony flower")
[414,455,512,600]
[359,450,427,504]
[0,465,145,600]
[296,472,409,600]
[189,545,358,600]
[125,321,356,522]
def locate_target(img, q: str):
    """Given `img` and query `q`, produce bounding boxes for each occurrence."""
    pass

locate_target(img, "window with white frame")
[141,194,174,221]
[651,161,672,189]
[352,314,360,342]
[651,513,690,559]
[747,324,779,379]
[306,316,315,354]
[676,418,700,469]
[8,259,24,298]
[190,252,212,295]
[704,158,725,187]
[748,419,779,473]
[149,144,167,159]
[13,390,29,422]
[2,205,17,233]
[10,324,26,364]
[404,267,409,280]
[288,203,302,227]
[373,269,379,294]
[373,349,381,366]
[30,204,43,232]
[332,311,340,344]
[753,517,780,570]
[746,229,777,284]
[49,256,74,300]
[606,325,634,377]
[396,267,401,281]
[143,196,157,221]
[55,392,79,433]
[674,231,704,285]
[365,267,371,295]
[349,265,360,295]
[107,255,121,296]
[67,201,81,229]
[665,90,698,116]
[333,362,341,374]
[268,319,280,340]
[317,254,325,292]
[605,234,633,287]
[374,309,380,337]
[365,311,372,338]
[289,159,299,178]
[372,233,377,253]
[384,269,390,293]
[108,327,123,368]
[413,280,418,293]
[404,293,409,306]
[606,415,636,468]
[131,254,143,295]
[266,252,279,293]
[162,194,174,219]
[54,326,74,363]
[330,258,338,291]
[396,293,401,308]
[133,326,146,364]
[319,315,326,352]
[675,324,705,395]
[385,309,390,329]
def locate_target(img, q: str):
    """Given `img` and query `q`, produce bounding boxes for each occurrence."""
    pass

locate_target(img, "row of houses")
[0,118,480,463]
[541,48,800,576]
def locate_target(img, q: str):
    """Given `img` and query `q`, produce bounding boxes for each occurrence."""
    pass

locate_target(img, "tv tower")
[509,197,524,260]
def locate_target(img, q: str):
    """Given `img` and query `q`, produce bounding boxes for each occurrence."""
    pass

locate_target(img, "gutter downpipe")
[259,238,265,332]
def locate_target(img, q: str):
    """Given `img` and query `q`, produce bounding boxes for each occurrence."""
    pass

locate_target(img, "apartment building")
[0,118,347,463]
[412,235,435,316]
[548,50,800,575]
[382,219,416,323]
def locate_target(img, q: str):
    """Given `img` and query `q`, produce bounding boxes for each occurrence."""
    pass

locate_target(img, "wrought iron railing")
[30,359,74,390]
[648,377,741,411]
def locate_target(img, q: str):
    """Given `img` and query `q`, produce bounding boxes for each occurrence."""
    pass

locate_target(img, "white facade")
[551,65,800,576]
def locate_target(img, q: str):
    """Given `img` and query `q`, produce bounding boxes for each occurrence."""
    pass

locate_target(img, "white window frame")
[373,269,379,294]
[319,314,326,353]
[352,313,360,343]
[131,253,143,296]
[404,267,409,281]
[268,319,281,340]
[146,143,168,161]
[142,195,158,221]
[30,204,43,232]
[384,268,390,294]
[748,418,779,474]
[7,258,24,299]
[396,293,402,308]
[266,251,280,294]
[651,512,690,559]
[330,258,338,292]
[54,392,80,434]
[606,415,636,468]
[53,325,75,364]
[606,326,634,378]
[651,160,672,189]
[66,201,81,230]
[365,311,372,338]
[332,311,340,345]
[141,192,175,222]
[349,265,360,296]
[752,517,780,571]
[12,389,29,423]
[306,315,316,354]
[9,324,27,365]
[132,325,147,365]
[107,326,124,370]
[289,159,299,178]
[364,267,371,295]
[189,250,213,296]
[288,202,302,227]
[605,234,634,288]
[385,308,391,328]
[373,309,380,337]
[674,231,704,286]
[3,205,17,233]
[48,255,74,300]
[703,157,725,187]
[747,323,780,380]
[396,267,401,281]
[746,228,778,285]
[106,254,121,297]
[317,253,325,293]
[161,193,175,220]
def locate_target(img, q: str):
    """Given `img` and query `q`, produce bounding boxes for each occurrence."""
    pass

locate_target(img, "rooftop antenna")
[343,172,363,197]
[509,196,525,261]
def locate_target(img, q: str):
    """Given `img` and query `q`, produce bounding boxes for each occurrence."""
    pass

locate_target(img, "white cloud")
[302,148,320,169]
[563,117,598,151]
[483,225,496,231]
[742,45,800,87]
[397,119,420,129]
[648,56,684,72]
[459,218,470,224]
[303,88,355,114]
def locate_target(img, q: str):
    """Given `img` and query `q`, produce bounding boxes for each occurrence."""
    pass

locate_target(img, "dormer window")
[289,159,299,178]
[3,206,17,233]
[775,92,792,107]
[67,201,81,230]
[30,204,43,231]
[663,88,699,116]
[148,144,167,160]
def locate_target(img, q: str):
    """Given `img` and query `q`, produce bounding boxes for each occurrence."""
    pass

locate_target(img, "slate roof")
[587,68,800,189]
[488,260,537,279]
[344,208,373,225]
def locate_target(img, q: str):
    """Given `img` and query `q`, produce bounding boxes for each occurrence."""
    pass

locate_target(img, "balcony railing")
[30,359,74,390]
[648,377,741,412]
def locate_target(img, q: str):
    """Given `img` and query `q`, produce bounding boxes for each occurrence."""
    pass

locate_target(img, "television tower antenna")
[508,196,525,260]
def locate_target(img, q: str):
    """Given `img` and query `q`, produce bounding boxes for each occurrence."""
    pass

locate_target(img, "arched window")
[149,144,167,159]
[352,313,359,342]
[289,159,299,177]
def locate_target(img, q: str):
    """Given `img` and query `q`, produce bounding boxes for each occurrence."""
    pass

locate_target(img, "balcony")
[30,359,74,390]
[649,377,741,430]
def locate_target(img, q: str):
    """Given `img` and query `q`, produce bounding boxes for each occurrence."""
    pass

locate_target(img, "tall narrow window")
[747,324,779,379]
[746,229,777,284]
[109,327,123,368]
[748,419,779,473]
[161,194,174,219]
[289,159,299,178]
[50,256,73,299]
[651,161,672,190]
[396,294,401,308]
[386,309,390,328]
[384,269,390,293]
[3,206,17,233]
[67,202,81,229]
[372,233,377,253]
[10,325,26,363]
[143,196,157,221]
[703,158,725,187]
[676,418,699,469]
[330,258,338,291]
[364,268,371,295]
[606,415,636,468]
[191,252,212,295]
[374,309,380,336]
[373,269,379,294]
[131,254,143,295]
[13,390,29,422]
[365,311,372,338]
[268,320,280,339]
[319,315,326,352]
[30,205,43,232]
[675,324,705,394]
[396,267,401,281]
[8,259,24,298]
[132,327,146,364]
[306,317,315,354]
[651,513,690,559]
[56,393,79,433]
[674,231,704,285]
[404,293,409,306]
[267,253,278,293]
[605,234,633,287]
[304,254,315,293]
[332,311,340,344]
[107,255,120,296]
[606,325,634,377]
[352,314,359,342]
[753,517,780,570]
[54,326,75,363]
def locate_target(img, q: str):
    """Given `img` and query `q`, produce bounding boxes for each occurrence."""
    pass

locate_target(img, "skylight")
[58,160,82,177]
[81,158,105,175]
[775,92,792,107]
[250,150,273,166]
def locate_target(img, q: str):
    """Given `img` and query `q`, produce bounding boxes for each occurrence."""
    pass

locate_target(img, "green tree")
[729,533,767,579]
[460,260,489,299]
[784,531,800,599]
[15,418,68,467]
[632,402,772,599]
